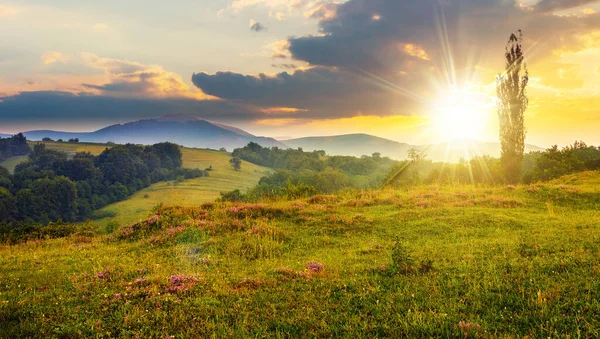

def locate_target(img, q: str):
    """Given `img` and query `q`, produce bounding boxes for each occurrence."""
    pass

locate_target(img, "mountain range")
[22,114,283,151]
[5,114,544,162]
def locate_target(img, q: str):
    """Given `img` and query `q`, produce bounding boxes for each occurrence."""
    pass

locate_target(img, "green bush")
[105,220,119,234]
[391,238,414,275]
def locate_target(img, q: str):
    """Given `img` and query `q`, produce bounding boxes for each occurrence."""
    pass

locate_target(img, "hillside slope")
[0,141,271,227]
[1,171,599,337]
[91,147,270,228]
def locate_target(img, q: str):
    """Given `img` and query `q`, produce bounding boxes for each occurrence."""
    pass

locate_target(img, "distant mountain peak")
[154,113,203,122]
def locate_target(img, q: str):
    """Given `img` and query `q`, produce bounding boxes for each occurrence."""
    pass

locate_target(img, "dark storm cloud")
[288,0,600,73]
[0,91,267,130]
[534,0,600,13]
[192,67,421,118]
[250,21,266,32]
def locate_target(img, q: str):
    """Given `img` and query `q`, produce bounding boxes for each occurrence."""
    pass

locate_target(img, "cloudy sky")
[1,0,599,146]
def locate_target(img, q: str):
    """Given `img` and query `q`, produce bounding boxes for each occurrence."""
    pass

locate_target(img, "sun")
[431,88,493,142]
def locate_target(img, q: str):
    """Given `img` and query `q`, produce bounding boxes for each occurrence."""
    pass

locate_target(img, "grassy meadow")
[1,171,599,337]
[90,147,270,229]
[0,142,271,228]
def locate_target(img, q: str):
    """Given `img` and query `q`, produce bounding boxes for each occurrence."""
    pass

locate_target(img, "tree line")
[0,141,205,226]
[225,139,600,202]
[386,142,600,187]
[0,133,30,162]
[222,143,400,201]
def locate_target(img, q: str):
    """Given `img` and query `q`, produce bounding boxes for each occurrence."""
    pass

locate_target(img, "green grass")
[1,171,599,338]
[0,155,28,173]
[91,148,270,229]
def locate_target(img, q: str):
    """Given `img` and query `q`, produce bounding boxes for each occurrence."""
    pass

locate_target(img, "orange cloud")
[80,52,210,99]
[581,8,596,15]
[402,44,430,61]
[262,107,306,114]
[255,118,300,126]
[268,40,292,59]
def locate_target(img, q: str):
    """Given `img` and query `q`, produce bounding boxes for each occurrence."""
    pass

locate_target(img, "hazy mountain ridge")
[12,115,544,162]
[285,134,544,161]
[284,134,415,159]
[22,114,284,151]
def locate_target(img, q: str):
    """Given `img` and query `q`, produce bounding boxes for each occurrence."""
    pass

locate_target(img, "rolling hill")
[91,147,270,228]
[2,171,599,337]
[22,114,284,151]
[0,141,271,227]
[284,134,414,159]
[5,115,545,162]
[285,134,544,161]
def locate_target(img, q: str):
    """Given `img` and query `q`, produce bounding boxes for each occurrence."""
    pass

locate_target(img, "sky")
[1,0,600,147]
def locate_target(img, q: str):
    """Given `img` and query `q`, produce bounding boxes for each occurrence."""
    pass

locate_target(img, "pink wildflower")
[307,261,324,272]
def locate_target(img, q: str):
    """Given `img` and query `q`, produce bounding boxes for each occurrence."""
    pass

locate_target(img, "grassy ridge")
[92,148,270,228]
[1,171,599,337]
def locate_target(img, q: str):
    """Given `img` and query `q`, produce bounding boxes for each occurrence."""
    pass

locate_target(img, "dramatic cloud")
[287,0,600,75]
[249,19,266,32]
[267,40,292,59]
[192,67,421,119]
[191,0,600,132]
[0,91,267,131]
[80,53,207,99]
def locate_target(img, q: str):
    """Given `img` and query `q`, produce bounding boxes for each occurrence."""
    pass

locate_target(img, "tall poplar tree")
[497,30,529,184]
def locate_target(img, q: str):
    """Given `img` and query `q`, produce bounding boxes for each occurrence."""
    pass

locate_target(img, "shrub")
[105,220,119,234]
[391,238,414,275]
[0,220,76,243]
[219,189,245,202]
[281,181,317,199]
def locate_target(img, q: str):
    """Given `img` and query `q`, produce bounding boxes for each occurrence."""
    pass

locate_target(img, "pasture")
[1,171,599,337]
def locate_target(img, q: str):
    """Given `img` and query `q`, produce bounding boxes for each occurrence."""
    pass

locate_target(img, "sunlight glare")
[432,88,492,142]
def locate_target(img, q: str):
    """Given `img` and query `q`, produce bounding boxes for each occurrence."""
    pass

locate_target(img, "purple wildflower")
[307,261,324,272]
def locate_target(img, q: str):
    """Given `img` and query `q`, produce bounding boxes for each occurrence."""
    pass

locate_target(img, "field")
[90,147,270,229]
[0,142,271,228]
[1,171,599,337]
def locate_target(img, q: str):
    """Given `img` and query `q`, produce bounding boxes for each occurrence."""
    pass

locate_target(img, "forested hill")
[0,142,205,227]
